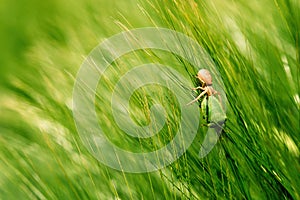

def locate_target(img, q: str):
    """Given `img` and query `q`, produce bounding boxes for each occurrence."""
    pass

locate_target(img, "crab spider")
[187,69,221,106]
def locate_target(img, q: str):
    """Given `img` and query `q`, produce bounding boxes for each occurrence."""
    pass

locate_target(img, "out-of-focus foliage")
[0,0,299,199]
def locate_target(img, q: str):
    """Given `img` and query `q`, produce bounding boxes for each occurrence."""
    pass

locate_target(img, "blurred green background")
[0,0,299,199]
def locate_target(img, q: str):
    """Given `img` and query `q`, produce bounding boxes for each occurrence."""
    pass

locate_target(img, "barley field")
[0,0,299,199]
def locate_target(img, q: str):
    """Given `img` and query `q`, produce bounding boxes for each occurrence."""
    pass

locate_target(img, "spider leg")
[186,88,208,106]
[192,86,205,90]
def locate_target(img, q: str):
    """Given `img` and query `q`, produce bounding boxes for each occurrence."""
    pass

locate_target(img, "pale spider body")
[187,69,220,106]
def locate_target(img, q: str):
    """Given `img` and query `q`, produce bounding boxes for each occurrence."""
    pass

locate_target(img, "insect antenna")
[206,96,209,124]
